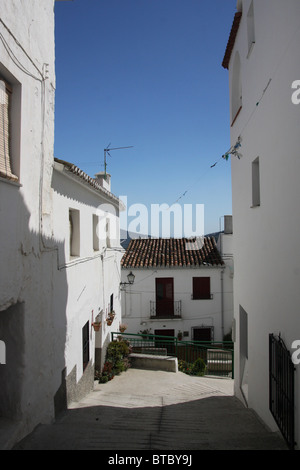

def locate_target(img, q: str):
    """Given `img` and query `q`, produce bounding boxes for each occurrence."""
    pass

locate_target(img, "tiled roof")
[222,12,242,69]
[54,157,124,208]
[121,237,224,268]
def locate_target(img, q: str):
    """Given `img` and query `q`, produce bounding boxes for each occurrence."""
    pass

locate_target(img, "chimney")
[224,215,233,234]
[94,172,111,192]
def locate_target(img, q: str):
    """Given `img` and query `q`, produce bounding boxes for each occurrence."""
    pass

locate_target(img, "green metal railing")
[111,332,234,378]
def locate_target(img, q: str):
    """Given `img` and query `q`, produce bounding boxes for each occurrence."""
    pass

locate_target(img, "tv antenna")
[104,144,133,177]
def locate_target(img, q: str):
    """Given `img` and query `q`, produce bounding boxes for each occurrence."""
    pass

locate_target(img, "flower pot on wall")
[119,323,128,333]
[108,311,115,321]
[92,322,101,331]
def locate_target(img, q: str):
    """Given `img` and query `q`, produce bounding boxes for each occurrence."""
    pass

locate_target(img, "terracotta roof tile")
[54,157,124,208]
[121,237,224,268]
[222,12,242,69]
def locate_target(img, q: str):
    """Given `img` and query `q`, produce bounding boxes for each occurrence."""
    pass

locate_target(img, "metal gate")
[111,332,234,378]
[269,334,296,450]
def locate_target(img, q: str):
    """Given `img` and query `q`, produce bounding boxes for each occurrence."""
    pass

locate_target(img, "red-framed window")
[192,277,211,300]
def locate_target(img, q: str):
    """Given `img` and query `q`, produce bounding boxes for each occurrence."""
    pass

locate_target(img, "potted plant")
[139,328,152,339]
[119,323,128,333]
[108,310,115,321]
[177,330,183,341]
[92,321,101,332]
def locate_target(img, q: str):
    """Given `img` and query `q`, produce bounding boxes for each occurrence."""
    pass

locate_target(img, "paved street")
[14,368,287,451]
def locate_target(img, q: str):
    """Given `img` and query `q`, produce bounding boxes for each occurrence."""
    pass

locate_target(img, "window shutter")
[193,277,211,299]
[0,80,18,181]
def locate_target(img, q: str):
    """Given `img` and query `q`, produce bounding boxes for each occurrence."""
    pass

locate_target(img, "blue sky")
[54,0,237,235]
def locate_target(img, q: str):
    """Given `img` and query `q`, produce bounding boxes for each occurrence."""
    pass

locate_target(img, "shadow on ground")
[14,394,287,450]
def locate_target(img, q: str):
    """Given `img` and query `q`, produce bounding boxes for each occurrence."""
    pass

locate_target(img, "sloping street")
[14,369,287,451]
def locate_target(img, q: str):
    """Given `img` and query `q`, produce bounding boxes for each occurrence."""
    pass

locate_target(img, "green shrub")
[106,340,130,362]
[98,375,109,384]
[178,358,206,376]
[178,360,193,375]
[191,357,206,376]
[101,361,114,381]
[97,340,131,383]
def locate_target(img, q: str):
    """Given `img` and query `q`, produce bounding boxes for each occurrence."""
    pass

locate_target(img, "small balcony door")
[156,278,174,317]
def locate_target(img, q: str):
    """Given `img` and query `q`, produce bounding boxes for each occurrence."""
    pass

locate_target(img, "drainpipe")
[219,229,225,340]
[221,267,225,341]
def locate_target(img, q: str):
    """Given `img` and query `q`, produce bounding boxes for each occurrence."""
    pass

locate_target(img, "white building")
[121,230,233,343]
[223,0,300,449]
[52,160,125,404]
[0,0,57,447]
[0,0,125,449]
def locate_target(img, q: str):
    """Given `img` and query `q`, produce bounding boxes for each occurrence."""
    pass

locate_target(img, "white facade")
[0,0,125,448]
[121,234,233,342]
[52,160,124,403]
[224,0,300,448]
[0,0,57,446]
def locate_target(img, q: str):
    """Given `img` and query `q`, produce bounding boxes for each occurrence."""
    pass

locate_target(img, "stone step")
[129,353,178,373]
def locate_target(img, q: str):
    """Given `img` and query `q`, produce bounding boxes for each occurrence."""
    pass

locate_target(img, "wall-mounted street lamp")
[120,271,135,288]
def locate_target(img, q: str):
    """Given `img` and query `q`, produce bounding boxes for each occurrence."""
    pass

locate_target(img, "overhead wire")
[168,21,300,209]
[0,19,44,81]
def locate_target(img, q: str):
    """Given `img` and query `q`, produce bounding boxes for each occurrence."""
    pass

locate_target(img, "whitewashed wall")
[121,264,232,342]
[227,0,300,446]
[0,0,57,446]
[52,165,124,400]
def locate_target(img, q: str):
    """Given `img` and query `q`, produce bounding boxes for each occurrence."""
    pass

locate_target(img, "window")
[192,277,211,300]
[231,52,242,126]
[239,306,248,402]
[69,209,80,257]
[82,321,89,372]
[0,78,18,181]
[247,1,255,56]
[192,327,213,342]
[93,214,99,251]
[106,217,111,248]
[251,157,260,207]
[110,293,114,313]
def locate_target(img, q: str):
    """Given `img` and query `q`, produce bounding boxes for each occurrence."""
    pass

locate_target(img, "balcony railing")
[111,331,234,378]
[150,300,182,319]
[269,334,296,450]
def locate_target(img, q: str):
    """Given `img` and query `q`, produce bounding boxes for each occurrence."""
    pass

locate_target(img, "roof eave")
[222,12,242,70]
[53,158,125,210]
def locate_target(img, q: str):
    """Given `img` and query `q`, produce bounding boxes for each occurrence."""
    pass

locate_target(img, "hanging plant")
[119,323,128,333]
[108,310,116,321]
[92,321,101,332]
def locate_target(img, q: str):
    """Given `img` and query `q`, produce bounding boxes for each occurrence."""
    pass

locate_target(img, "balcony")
[150,300,182,319]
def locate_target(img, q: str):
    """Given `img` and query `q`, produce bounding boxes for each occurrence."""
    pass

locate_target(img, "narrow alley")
[14,369,287,451]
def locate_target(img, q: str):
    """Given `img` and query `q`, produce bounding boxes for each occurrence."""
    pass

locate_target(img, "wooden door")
[154,329,175,355]
[155,278,174,317]
[193,327,212,342]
